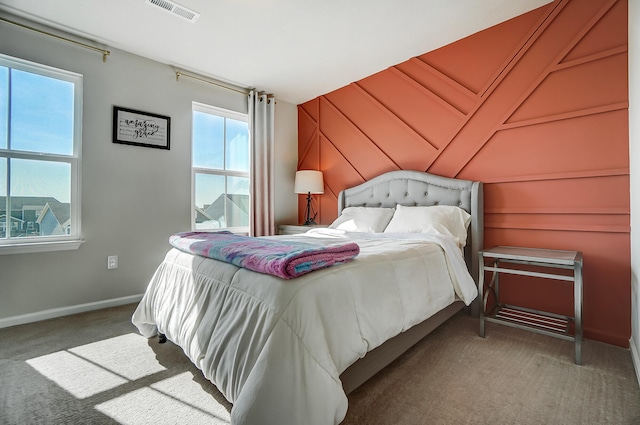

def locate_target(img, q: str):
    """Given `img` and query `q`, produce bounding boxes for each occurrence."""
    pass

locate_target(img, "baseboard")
[630,337,640,388]
[0,294,144,329]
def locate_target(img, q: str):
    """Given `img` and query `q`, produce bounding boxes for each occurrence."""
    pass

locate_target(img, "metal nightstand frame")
[478,246,583,365]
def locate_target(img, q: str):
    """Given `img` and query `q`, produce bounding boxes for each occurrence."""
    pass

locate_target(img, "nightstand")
[277,224,328,235]
[479,246,583,365]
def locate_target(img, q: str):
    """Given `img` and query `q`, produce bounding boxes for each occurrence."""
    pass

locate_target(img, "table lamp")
[294,170,324,225]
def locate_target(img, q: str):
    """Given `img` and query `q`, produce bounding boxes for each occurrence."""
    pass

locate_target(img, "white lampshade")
[294,170,324,194]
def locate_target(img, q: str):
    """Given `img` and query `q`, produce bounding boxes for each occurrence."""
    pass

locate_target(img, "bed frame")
[337,170,483,393]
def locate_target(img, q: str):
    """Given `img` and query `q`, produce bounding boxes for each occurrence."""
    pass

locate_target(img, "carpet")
[1,304,639,425]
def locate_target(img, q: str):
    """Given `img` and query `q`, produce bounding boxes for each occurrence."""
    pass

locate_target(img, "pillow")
[383,204,472,246]
[328,207,395,233]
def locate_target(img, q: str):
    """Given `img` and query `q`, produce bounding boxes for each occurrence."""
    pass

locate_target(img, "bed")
[132,170,483,425]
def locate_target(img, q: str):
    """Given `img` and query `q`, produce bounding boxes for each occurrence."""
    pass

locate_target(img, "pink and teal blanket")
[169,231,360,279]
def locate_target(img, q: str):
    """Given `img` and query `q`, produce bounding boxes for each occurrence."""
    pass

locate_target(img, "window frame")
[191,102,250,234]
[0,53,83,255]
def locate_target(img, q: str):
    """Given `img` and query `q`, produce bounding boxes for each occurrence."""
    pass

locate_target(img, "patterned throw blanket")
[169,231,360,279]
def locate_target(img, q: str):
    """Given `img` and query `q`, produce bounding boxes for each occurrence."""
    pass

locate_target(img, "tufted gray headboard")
[337,170,483,303]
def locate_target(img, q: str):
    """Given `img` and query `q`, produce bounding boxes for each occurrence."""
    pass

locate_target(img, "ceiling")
[0,0,552,105]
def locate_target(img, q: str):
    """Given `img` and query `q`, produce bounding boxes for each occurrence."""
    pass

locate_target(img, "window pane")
[11,69,74,155]
[0,158,5,239]
[192,111,223,170]
[225,118,249,172]
[226,176,249,227]
[9,158,71,238]
[194,173,225,230]
[0,66,7,150]
[0,158,5,196]
[192,103,250,232]
[11,158,70,201]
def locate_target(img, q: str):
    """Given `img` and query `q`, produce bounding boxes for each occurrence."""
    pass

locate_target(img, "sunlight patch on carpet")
[26,351,127,399]
[25,333,166,398]
[95,374,231,425]
[151,372,231,419]
[69,333,166,380]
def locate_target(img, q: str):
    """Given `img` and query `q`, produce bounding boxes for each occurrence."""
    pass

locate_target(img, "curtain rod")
[0,16,110,62]
[175,71,251,96]
[175,70,275,100]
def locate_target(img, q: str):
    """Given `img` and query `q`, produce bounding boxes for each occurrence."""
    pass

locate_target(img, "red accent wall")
[297,0,629,347]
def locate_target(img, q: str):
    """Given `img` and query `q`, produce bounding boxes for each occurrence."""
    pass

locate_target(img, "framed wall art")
[112,106,171,150]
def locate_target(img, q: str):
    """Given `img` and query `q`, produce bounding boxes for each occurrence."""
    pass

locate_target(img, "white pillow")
[383,204,472,246]
[329,207,395,233]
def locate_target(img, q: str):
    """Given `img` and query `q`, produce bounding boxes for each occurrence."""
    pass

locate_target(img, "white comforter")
[132,229,477,425]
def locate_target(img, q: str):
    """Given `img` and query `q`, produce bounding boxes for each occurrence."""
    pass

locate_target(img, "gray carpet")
[1,303,639,425]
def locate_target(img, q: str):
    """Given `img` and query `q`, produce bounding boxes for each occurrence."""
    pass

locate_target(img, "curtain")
[248,90,275,236]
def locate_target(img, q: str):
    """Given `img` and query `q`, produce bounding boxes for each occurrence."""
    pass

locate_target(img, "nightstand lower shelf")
[485,305,574,341]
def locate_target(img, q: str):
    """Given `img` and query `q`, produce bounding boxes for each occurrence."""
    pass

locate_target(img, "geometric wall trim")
[297,0,629,347]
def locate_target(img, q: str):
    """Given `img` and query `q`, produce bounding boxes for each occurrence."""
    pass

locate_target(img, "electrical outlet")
[107,255,118,269]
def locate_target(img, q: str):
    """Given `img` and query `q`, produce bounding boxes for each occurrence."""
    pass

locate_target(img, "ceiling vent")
[146,0,200,23]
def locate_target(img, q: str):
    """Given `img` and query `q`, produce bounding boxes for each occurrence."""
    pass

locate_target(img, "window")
[0,54,82,253]
[192,102,250,233]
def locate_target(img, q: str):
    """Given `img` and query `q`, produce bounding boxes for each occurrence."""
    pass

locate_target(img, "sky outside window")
[192,111,249,209]
[1,66,74,203]
[0,158,6,197]
[11,69,74,156]
[192,110,224,170]
[0,67,7,150]
[225,118,249,173]
[11,159,70,201]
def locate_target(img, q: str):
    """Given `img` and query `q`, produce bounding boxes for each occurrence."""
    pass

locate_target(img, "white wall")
[630,0,640,384]
[0,17,298,323]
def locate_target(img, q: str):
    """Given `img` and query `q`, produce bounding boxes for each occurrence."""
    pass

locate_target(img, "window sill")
[0,239,84,255]
[193,227,249,236]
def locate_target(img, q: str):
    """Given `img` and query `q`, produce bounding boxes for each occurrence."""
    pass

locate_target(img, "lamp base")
[303,192,317,226]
